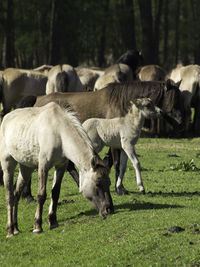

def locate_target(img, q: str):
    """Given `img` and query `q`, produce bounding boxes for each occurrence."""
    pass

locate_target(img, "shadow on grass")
[114,201,183,213]
[58,200,183,225]
[127,190,200,197]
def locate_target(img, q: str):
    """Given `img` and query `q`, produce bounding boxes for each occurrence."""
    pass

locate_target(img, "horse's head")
[131,98,162,119]
[162,79,183,126]
[79,155,114,218]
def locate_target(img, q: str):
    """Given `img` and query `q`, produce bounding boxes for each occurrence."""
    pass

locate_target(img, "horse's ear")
[166,79,181,91]
[165,79,175,91]
[175,80,181,88]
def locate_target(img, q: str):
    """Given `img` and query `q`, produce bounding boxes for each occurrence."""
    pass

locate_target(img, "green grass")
[1,138,200,266]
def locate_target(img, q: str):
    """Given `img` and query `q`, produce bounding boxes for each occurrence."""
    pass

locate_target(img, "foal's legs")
[13,166,33,234]
[115,150,129,195]
[33,163,49,234]
[123,144,145,194]
[48,165,65,229]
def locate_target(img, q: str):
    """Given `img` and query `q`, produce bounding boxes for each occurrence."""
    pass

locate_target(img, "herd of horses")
[0,50,200,237]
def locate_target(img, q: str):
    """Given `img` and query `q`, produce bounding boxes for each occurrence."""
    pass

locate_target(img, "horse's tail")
[55,70,69,92]
[16,95,37,109]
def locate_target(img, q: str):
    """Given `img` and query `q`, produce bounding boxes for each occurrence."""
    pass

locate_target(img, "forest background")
[0,0,200,71]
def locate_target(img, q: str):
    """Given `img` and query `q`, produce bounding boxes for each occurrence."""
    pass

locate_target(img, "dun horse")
[0,102,113,237]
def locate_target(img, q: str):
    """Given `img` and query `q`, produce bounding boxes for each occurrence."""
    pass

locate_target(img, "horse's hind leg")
[48,165,65,229]
[13,165,33,234]
[123,144,145,194]
[21,178,35,204]
[33,163,48,234]
[115,150,129,195]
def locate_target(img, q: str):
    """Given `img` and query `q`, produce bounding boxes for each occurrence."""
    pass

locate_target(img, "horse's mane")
[59,103,94,153]
[106,81,165,115]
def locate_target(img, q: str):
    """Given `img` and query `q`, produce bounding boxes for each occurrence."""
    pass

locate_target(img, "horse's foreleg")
[0,166,3,185]
[115,150,128,195]
[124,145,145,194]
[2,158,17,237]
[66,161,79,187]
[33,166,48,234]
[13,166,33,235]
[48,166,65,229]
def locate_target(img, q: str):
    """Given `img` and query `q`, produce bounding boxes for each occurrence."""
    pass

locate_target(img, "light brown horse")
[19,80,182,197]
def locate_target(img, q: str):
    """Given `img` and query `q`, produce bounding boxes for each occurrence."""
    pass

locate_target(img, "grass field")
[1,137,200,266]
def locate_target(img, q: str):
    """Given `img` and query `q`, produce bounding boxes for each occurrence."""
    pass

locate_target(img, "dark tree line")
[0,0,200,70]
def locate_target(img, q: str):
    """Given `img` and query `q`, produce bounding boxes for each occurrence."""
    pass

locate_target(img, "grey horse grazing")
[46,64,83,94]
[0,102,113,237]
[83,98,162,195]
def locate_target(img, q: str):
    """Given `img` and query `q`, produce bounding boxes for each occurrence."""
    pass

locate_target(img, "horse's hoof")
[140,189,146,194]
[33,229,43,234]
[14,229,21,235]
[50,222,59,230]
[6,232,14,238]
[116,187,129,195]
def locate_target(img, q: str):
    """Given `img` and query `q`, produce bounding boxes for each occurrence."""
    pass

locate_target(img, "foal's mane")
[106,81,165,115]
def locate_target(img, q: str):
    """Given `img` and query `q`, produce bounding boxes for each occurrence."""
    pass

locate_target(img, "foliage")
[170,159,200,172]
[1,138,200,266]
[1,0,200,69]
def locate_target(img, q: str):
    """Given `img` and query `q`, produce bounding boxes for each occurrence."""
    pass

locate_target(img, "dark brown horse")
[18,79,182,198]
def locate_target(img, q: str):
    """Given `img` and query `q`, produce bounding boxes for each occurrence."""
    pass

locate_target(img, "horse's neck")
[61,125,94,172]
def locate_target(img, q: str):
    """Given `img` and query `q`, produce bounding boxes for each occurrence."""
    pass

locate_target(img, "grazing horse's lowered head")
[79,154,113,217]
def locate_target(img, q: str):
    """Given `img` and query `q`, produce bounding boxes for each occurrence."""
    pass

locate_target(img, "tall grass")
[1,138,200,266]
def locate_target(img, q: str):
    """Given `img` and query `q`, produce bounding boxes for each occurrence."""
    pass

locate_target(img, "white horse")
[169,64,200,135]
[0,102,113,237]
[83,98,161,195]
[46,64,83,94]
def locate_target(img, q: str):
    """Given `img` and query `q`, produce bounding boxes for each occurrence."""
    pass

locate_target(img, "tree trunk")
[3,0,15,68]
[163,0,169,65]
[138,0,154,64]
[119,0,136,50]
[48,0,60,65]
[175,0,180,64]
[154,0,163,64]
[97,0,110,67]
